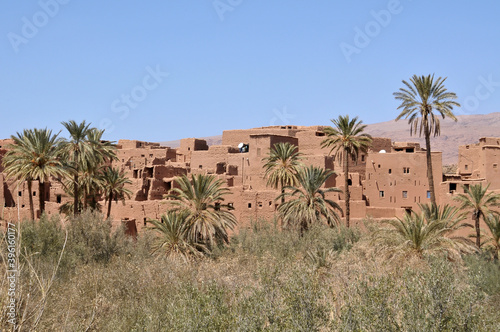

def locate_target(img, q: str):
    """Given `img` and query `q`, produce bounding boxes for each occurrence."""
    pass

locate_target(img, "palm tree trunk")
[107,192,113,219]
[27,179,35,220]
[39,180,45,216]
[475,212,481,248]
[344,149,350,228]
[424,124,437,207]
[73,173,79,216]
[73,150,79,216]
[83,190,88,211]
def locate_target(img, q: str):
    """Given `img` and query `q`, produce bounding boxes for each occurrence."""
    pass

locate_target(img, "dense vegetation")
[1,213,500,331]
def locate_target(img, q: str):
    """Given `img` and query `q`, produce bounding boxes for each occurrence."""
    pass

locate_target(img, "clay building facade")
[1,129,500,232]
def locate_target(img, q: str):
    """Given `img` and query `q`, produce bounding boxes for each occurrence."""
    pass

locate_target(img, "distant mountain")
[365,112,500,165]
[160,135,222,148]
[160,112,500,165]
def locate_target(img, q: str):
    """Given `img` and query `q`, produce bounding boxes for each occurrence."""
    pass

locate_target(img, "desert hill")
[161,112,500,165]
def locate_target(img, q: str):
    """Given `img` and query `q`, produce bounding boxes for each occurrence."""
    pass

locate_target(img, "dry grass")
[1,213,499,331]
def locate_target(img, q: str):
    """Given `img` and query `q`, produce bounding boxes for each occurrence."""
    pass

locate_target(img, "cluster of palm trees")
[262,115,372,232]
[147,174,236,260]
[391,74,500,257]
[2,120,132,219]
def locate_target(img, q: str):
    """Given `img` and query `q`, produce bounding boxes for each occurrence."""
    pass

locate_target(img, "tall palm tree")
[99,167,132,219]
[453,183,500,248]
[147,210,205,261]
[61,120,95,215]
[484,213,500,259]
[262,142,303,204]
[394,74,460,206]
[373,204,475,259]
[82,128,117,209]
[167,174,237,248]
[2,128,67,217]
[321,115,372,228]
[278,166,342,233]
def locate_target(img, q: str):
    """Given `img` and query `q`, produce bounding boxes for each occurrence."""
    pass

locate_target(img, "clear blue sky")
[1,1,499,142]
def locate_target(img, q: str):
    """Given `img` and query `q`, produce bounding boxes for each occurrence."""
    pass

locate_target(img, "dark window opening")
[449,183,457,192]
[56,195,62,204]
[378,164,381,168]
[141,154,145,158]
[347,179,352,186]
[247,203,252,209]
[361,155,365,162]
[133,170,138,178]
[315,132,326,137]
[258,202,263,208]
[405,208,412,215]
[406,148,414,153]
[379,191,385,198]
[18,191,22,197]
[145,167,153,177]
[33,191,36,196]
[388,169,392,174]
[199,165,203,169]
[144,217,147,226]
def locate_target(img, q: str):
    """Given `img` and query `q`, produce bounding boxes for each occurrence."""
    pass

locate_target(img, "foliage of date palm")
[147,210,205,261]
[453,183,500,248]
[167,174,237,248]
[483,213,500,259]
[321,114,372,227]
[262,142,303,204]
[61,120,96,215]
[99,167,132,219]
[278,166,342,233]
[374,204,476,259]
[2,128,67,216]
[394,74,460,206]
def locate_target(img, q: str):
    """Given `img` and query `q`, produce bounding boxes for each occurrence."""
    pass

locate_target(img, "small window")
[199,165,203,169]
[402,191,408,198]
[141,154,145,158]
[493,163,498,169]
[403,167,410,174]
[388,169,392,174]
[18,191,22,197]
[427,191,431,199]
[361,155,365,162]
[149,154,153,158]
[379,191,385,198]
[464,165,468,170]
[248,203,252,208]
[215,202,220,211]
[347,179,352,186]
[258,202,263,208]
[378,164,381,168]
[33,191,36,196]
[269,201,272,206]
[56,195,62,204]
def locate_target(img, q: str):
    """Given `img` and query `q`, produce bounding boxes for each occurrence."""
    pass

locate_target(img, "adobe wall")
[363,150,442,210]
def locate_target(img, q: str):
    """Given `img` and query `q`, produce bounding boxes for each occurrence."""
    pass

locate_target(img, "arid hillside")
[161,112,500,165]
